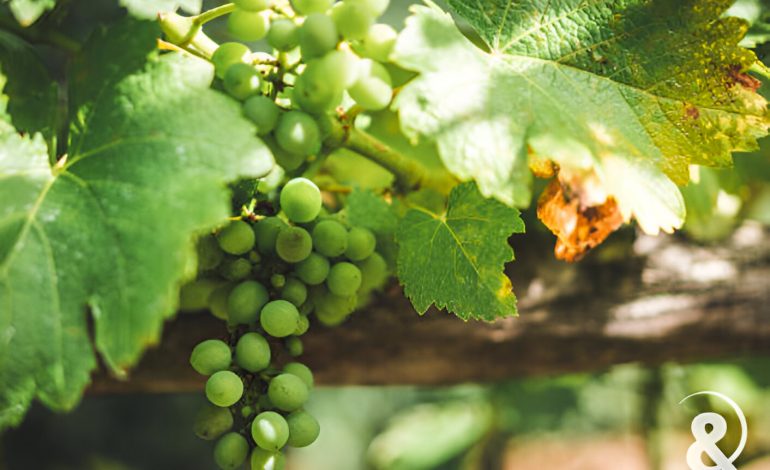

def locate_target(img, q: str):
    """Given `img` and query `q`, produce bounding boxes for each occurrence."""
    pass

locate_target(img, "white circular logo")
[680,391,747,470]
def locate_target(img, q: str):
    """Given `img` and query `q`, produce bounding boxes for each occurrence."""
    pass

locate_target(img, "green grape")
[249,250,262,264]
[356,252,389,291]
[260,300,301,337]
[313,288,356,326]
[283,362,314,388]
[298,13,338,60]
[330,1,374,40]
[281,277,308,306]
[286,336,303,356]
[348,59,392,110]
[227,280,269,325]
[235,332,271,372]
[213,432,249,470]
[179,279,222,312]
[254,217,287,254]
[294,314,310,335]
[211,42,252,79]
[267,19,299,51]
[280,178,322,223]
[263,135,306,171]
[271,273,286,289]
[206,371,244,407]
[197,234,224,270]
[274,111,322,157]
[267,373,309,411]
[234,0,270,11]
[356,23,397,62]
[194,404,234,440]
[224,63,262,100]
[190,339,232,375]
[286,410,320,447]
[251,411,290,451]
[318,49,359,88]
[345,226,376,260]
[208,283,234,320]
[290,0,333,15]
[241,405,255,418]
[250,448,286,470]
[327,262,362,296]
[295,252,330,285]
[275,226,313,263]
[312,219,348,257]
[293,63,344,114]
[219,257,252,281]
[243,95,280,135]
[349,0,389,16]
[217,220,255,255]
[228,9,270,41]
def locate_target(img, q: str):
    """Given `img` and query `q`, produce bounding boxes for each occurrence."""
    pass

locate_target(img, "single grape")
[213,432,249,470]
[293,62,344,114]
[330,1,374,40]
[356,23,397,62]
[228,9,270,41]
[250,448,286,470]
[267,373,309,411]
[193,404,234,440]
[295,252,330,285]
[224,63,262,100]
[251,411,290,451]
[234,0,271,11]
[208,283,234,320]
[211,42,251,79]
[243,95,280,135]
[356,252,389,291]
[327,262,362,296]
[283,362,314,388]
[312,219,348,257]
[249,250,262,264]
[235,332,271,372]
[274,111,321,156]
[190,339,231,375]
[275,226,313,263]
[318,49,359,88]
[290,0,333,15]
[286,336,303,356]
[345,226,376,260]
[206,371,244,407]
[281,277,308,306]
[241,405,255,418]
[294,314,310,335]
[299,13,338,60]
[280,178,322,223]
[217,220,255,255]
[254,216,287,254]
[348,59,392,110]
[286,410,320,447]
[227,280,269,325]
[349,0,389,16]
[267,19,299,51]
[197,234,224,270]
[313,288,357,326]
[179,279,222,312]
[219,257,252,281]
[261,300,301,337]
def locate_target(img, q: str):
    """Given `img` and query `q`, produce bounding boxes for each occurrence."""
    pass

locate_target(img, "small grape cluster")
[207,0,398,171]
[180,177,388,469]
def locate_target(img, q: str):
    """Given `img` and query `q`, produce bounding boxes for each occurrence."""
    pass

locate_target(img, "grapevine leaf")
[346,189,399,264]
[0,30,57,139]
[7,0,55,26]
[396,183,524,320]
[0,23,273,427]
[392,1,770,235]
[120,0,202,19]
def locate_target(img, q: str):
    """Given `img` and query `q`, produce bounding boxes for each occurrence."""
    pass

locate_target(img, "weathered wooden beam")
[88,223,770,393]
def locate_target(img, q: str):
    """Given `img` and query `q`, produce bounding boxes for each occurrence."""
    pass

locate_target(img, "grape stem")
[324,115,455,194]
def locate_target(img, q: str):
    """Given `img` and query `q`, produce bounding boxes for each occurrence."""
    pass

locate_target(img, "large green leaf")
[393,0,770,234]
[396,183,524,320]
[0,22,272,427]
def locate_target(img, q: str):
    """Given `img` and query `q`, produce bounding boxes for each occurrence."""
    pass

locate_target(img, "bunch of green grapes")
[179,177,389,469]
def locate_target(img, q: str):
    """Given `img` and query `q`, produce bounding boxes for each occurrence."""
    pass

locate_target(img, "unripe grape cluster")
[180,177,389,469]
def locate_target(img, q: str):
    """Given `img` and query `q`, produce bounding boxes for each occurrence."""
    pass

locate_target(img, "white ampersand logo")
[681,391,748,470]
